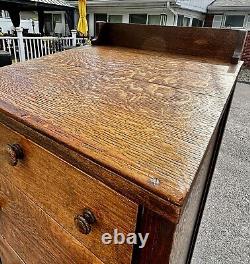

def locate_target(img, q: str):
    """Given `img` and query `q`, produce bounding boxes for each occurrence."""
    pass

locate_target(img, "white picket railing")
[0,37,19,62]
[76,38,85,46]
[0,28,86,63]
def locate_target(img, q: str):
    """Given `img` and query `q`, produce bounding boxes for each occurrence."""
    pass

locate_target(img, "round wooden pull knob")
[6,144,24,166]
[74,209,96,235]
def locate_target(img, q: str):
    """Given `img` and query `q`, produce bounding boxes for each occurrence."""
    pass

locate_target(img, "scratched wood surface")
[0,46,242,206]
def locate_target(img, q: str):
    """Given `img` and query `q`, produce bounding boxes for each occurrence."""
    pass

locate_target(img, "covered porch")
[0,0,75,36]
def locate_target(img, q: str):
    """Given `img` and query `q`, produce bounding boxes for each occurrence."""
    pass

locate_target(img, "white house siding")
[0,10,39,34]
[208,8,250,29]
[0,10,66,35]
[86,6,175,37]
[208,0,250,29]
[174,8,206,25]
[0,18,39,33]
[69,0,212,38]
[211,11,250,30]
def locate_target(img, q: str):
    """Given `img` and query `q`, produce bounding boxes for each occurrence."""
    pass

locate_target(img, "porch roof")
[0,0,74,11]
[208,0,250,11]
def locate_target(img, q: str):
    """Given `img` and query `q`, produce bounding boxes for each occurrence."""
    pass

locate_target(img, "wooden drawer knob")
[6,144,24,166]
[74,209,96,235]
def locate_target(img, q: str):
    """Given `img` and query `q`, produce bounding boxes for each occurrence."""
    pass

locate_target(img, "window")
[177,15,190,27]
[4,11,10,18]
[212,15,223,28]
[160,14,168,26]
[53,14,62,24]
[44,14,53,34]
[148,15,161,25]
[177,15,184,26]
[0,10,2,18]
[192,18,203,27]
[246,15,250,29]
[183,17,190,27]
[225,15,245,28]
[129,14,147,24]
[108,15,122,23]
[94,13,107,23]
[53,14,62,34]
[94,13,107,34]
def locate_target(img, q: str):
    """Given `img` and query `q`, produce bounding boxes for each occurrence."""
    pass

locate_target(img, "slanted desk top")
[0,35,243,204]
[0,23,246,263]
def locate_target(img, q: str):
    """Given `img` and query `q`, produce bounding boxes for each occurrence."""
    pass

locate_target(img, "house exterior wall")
[206,9,250,66]
[0,10,39,34]
[0,10,67,35]
[69,0,209,38]
[44,11,67,35]
[86,6,175,37]
[208,11,250,30]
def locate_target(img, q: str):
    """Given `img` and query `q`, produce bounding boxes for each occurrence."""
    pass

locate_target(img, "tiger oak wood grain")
[170,117,221,263]
[0,112,180,223]
[9,46,242,98]
[92,23,246,63]
[135,88,234,263]
[0,174,104,264]
[0,236,25,264]
[0,46,242,206]
[0,123,137,264]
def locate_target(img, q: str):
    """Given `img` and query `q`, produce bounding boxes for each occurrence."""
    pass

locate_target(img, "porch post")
[16,27,25,62]
[38,10,45,36]
[8,9,21,28]
[71,30,77,46]
[66,9,75,31]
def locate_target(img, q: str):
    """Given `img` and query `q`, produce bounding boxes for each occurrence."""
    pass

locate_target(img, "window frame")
[212,14,223,28]
[191,18,203,27]
[129,14,148,25]
[246,14,250,29]
[147,14,161,26]
[177,14,191,27]
[4,10,10,18]
[224,14,246,28]
[183,17,191,27]
[94,13,108,35]
[108,14,123,24]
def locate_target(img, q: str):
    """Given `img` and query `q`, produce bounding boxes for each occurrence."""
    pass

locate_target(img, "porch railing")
[0,28,85,63]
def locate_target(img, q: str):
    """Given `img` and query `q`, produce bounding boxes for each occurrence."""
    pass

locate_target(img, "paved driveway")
[192,82,250,264]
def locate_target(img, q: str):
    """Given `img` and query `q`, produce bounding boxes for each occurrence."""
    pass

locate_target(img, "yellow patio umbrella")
[77,0,88,36]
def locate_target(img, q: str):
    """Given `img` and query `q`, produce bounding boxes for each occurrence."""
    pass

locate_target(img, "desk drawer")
[0,124,138,264]
[0,175,103,264]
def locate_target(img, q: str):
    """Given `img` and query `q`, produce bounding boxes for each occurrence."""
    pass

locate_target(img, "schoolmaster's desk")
[0,23,246,263]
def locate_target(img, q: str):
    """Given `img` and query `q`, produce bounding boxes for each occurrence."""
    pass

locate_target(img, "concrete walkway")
[192,82,250,264]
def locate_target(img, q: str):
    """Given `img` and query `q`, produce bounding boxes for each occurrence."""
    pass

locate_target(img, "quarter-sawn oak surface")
[0,46,242,207]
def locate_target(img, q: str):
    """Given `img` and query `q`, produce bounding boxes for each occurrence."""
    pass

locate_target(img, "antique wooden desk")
[0,23,246,264]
